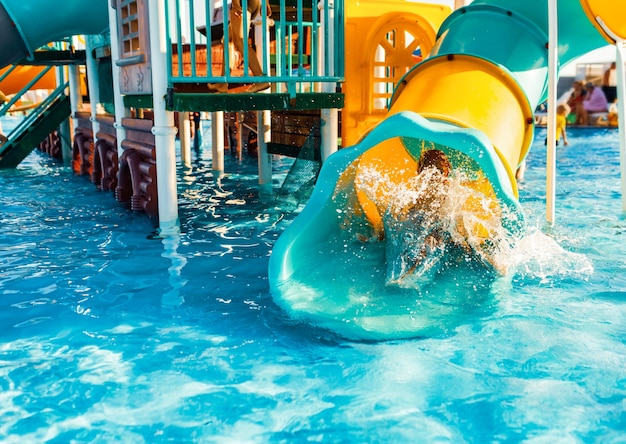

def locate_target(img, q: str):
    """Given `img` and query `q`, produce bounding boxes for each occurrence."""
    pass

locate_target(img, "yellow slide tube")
[580,0,626,43]
[388,55,534,198]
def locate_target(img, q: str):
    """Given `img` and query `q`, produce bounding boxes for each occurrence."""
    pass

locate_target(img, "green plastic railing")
[164,0,344,89]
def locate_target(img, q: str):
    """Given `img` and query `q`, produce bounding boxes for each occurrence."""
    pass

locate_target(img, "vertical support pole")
[149,0,179,233]
[85,36,101,143]
[108,1,129,157]
[616,42,626,211]
[55,65,72,164]
[211,111,225,175]
[545,0,558,225]
[257,110,272,184]
[179,112,191,166]
[67,64,83,115]
[319,0,338,160]
[254,5,272,184]
[236,112,244,161]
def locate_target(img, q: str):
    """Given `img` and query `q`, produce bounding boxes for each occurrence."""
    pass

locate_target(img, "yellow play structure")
[342,0,451,147]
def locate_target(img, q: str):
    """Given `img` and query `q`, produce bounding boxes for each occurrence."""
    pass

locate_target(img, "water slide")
[269,0,626,340]
[0,0,108,69]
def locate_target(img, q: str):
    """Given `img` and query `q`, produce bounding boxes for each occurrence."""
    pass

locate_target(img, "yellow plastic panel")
[388,55,533,191]
[342,1,451,147]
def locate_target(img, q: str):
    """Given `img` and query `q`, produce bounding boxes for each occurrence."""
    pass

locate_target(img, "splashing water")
[505,227,594,283]
[355,165,514,288]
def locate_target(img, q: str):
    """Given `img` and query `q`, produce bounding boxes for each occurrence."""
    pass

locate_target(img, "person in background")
[575,82,608,126]
[520,103,569,182]
[602,62,617,104]
[208,0,271,93]
[566,80,586,123]
[556,103,570,146]
[544,103,570,146]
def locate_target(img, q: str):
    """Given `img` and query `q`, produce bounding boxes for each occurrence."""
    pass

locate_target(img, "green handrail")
[5,81,69,140]
[164,0,344,88]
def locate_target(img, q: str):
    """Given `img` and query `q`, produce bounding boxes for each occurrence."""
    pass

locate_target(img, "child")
[556,103,570,146]
[545,103,570,146]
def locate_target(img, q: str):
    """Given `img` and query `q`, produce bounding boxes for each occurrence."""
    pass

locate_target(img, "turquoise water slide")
[269,0,618,340]
[0,0,108,68]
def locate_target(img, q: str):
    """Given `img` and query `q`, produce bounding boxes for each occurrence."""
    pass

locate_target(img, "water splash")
[504,228,594,283]
[355,165,513,288]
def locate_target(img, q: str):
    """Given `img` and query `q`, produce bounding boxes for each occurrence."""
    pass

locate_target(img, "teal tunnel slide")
[0,0,108,68]
[269,0,616,339]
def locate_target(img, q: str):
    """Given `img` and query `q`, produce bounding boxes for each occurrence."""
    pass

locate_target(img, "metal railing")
[0,66,57,118]
[0,81,68,145]
[164,0,344,95]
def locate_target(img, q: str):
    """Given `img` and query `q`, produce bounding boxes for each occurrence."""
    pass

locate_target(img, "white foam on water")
[503,227,594,282]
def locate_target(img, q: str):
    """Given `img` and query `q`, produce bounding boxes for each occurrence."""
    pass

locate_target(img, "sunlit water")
[0,114,625,442]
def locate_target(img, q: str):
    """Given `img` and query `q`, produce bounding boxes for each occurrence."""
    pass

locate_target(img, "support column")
[320,108,338,161]
[55,66,72,163]
[257,109,272,184]
[319,0,339,160]
[545,0,558,225]
[179,112,191,166]
[254,6,273,183]
[108,1,129,157]
[148,0,179,233]
[67,64,83,115]
[211,111,225,175]
[85,36,101,141]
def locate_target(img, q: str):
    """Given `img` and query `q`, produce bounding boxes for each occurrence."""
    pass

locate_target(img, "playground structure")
[268,0,626,338]
[1,0,626,337]
[0,0,451,225]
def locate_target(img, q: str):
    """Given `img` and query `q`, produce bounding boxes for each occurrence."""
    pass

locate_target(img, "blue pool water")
[1,115,625,442]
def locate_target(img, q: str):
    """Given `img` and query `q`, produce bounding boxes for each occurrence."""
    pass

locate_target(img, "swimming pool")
[0,116,624,442]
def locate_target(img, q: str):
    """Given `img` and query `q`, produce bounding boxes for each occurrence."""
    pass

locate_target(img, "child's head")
[417,150,451,176]
[557,103,571,116]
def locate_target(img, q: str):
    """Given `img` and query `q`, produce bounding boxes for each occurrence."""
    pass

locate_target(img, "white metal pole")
[85,36,101,139]
[320,0,338,159]
[67,64,83,115]
[148,0,180,233]
[594,18,626,212]
[179,112,191,166]
[108,1,129,157]
[254,7,272,184]
[211,111,225,175]
[545,0,558,225]
[257,110,272,184]
[55,65,72,163]
[616,42,626,211]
